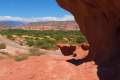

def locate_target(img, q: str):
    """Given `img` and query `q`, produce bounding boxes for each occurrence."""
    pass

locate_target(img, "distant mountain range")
[19,21,79,30]
[0,21,27,28]
[0,21,79,30]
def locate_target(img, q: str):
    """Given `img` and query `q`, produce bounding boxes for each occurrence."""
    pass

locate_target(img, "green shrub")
[26,39,34,46]
[76,36,87,43]
[15,54,28,61]
[0,43,6,49]
[34,39,55,49]
[0,29,87,49]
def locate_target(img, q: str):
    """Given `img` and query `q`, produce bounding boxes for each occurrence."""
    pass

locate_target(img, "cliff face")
[56,0,120,80]
[56,0,120,65]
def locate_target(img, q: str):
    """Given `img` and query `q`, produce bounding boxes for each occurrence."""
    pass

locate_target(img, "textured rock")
[57,43,89,59]
[0,55,98,80]
[56,0,120,80]
[56,0,120,64]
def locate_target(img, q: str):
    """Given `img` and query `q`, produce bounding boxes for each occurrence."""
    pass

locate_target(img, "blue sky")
[0,0,73,19]
[0,0,74,22]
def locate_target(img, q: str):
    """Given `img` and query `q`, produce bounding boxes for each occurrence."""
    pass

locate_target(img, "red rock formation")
[57,44,76,56]
[57,43,89,59]
[18,21,79,30]
[56,0,120,80]
[56,0,120,65]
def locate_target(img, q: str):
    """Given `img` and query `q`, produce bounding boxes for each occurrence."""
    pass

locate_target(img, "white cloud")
[0,15,75,22]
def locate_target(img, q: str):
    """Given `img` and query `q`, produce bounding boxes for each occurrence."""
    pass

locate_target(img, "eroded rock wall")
[56,0,120,65]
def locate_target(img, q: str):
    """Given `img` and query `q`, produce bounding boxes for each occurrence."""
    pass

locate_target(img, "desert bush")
[7,35,15,40]
[29,47,45,56]
[76,36,87,43]
[34,39,56,49]
[15,48,45,61]
[0,29,87,49]
[0,43,6,49]
[26,39,34,46]
[15,54,28,61]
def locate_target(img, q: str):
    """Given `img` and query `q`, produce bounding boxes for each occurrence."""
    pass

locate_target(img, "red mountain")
[19,21,79,30]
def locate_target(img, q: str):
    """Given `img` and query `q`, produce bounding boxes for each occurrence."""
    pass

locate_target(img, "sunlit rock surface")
[0,55,98,80]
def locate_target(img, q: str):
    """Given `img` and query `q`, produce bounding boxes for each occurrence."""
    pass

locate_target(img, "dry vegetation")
[0,29,87,49]
[0,29,87,61]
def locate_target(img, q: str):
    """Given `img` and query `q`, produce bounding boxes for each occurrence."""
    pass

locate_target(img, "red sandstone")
[0,55,98,80]
[56,0,120,80]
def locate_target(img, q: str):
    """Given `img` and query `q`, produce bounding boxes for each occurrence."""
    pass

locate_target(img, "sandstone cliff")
[56,0,120,80]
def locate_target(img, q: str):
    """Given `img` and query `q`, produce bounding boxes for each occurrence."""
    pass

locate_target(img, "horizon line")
[0,15,75,22]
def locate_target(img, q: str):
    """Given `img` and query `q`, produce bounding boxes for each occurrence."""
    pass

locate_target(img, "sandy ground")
[0,55,98,80]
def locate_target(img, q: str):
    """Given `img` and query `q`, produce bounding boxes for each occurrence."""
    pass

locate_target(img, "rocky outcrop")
[56,0,120,80]
[57,0,120,65]
[57,43,89,59]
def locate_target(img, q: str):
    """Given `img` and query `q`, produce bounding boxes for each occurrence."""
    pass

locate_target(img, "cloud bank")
[0,15,74,22]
